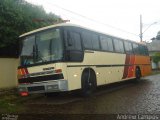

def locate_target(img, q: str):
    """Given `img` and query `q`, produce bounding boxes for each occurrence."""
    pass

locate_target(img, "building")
[147,39,160,69]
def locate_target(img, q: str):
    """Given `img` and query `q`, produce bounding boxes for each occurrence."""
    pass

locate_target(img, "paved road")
[25,74,160,115]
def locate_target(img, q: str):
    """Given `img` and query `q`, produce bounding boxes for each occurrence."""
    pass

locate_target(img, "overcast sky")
[26,0,160,42]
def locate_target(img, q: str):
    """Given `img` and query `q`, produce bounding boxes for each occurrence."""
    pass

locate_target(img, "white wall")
[0,58,19,89]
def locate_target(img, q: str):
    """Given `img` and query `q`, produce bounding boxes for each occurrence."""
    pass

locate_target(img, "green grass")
[151,70,160,75]
[0,94,25,113]
[0,92,43,113]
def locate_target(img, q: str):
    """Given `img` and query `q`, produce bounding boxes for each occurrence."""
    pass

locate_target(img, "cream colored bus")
[17,23,151,96]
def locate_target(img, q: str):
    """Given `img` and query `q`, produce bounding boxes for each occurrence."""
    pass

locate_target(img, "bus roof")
[19,23,72,37]
[19,23,145,45]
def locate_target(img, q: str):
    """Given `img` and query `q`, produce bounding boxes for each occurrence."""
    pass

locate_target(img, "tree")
[0,0,62,57]
[152,53,160,68]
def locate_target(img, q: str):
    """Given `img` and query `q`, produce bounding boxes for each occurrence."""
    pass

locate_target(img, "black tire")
[81,69,97,96]
[135,67,141,82]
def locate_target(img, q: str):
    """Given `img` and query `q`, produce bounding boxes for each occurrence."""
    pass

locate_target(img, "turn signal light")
[55,69,62,73]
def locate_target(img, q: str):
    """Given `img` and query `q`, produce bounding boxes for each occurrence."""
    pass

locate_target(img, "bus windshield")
[20,29,63,66]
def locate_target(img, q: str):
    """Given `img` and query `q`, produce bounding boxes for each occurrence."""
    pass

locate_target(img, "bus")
[17,23,151,96]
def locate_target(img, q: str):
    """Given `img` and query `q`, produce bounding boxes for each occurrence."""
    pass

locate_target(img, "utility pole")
[139,15,157,42]
[140,14,143,42]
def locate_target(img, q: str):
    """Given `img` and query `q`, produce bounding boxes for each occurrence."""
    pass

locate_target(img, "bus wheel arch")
[81,68,97,96]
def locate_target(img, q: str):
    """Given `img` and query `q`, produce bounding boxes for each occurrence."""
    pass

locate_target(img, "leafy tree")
[0,0,62,57]
[152,52,160,64]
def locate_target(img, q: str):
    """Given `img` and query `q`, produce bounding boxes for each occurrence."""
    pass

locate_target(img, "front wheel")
[81,69,97,96]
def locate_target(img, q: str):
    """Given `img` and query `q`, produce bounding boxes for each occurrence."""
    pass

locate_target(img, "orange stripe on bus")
[127,55,135,78]
[122,54,130,79]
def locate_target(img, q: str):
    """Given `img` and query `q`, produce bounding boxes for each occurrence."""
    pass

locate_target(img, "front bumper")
[18,80,68,94]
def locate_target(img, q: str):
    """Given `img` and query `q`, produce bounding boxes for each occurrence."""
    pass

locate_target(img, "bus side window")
[145,46,149,55]
[107,38,114,52]
[64,30,72,46]
[124,41,133,54]
[67,32,73,46]
[100,36,108,51]
[70,31,82,50]
[82,32,92,49]
[100,36,114,52]
[132,43,139,55]
[113,39,124,53]
[92,34,100,50]
[65,30,82,51]
[140,45,148,56]
[139,45,144,55]
[119,40,125,53]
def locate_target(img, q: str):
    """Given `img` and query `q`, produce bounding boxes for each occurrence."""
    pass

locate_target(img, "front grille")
[28,86,45,92]
[18,74,64,84]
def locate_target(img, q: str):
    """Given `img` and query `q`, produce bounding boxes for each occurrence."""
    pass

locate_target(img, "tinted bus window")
[132,43,139,54]
[92,34,100,50]
[82,32,92,49]
[100,36,108,51]
[67,31,82,50]
[124,41,133,54]
[100,36,113,51]
[139,45,144,55]
[113,39,124,53]
[139,45,149,56]
[144,46,149,55]
[107,37,114,51]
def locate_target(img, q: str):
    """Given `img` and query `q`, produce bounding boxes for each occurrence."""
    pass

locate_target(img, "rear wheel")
[81,69,97,96]
[135,67,141,82]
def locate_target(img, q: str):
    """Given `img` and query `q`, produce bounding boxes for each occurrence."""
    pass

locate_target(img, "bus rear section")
[17,63,68,96]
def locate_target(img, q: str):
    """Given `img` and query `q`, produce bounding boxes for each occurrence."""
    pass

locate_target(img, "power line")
[44,1,139,37]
